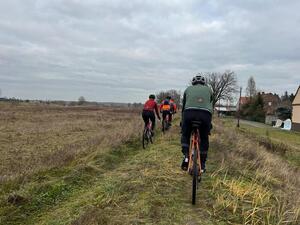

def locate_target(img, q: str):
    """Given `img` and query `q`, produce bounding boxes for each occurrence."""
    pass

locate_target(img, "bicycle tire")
[192,149,198,205]
[149,130,153,144]
[142,128,148,149]
[165,120,169,130]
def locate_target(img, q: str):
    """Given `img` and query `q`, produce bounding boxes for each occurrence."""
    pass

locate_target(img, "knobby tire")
[192,149,198,205]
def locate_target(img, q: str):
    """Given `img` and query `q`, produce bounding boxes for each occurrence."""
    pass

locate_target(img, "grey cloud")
[0,0,299,102]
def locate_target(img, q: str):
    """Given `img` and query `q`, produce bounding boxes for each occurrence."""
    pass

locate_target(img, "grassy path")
[1,120,299,224]
[1,122,218,225]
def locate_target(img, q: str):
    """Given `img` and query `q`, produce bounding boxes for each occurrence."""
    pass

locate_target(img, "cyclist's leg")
[162,111,167,121]
[181,113,192,152]
[181,110,193,169]
[142,110,149,128]
[198,111,212,171]
[149,112,156,131]
[168,111,172,123]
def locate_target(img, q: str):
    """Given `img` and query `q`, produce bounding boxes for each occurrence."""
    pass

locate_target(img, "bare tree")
[156,89,181,106]
[206,71,238,106]
[246,76,257,98]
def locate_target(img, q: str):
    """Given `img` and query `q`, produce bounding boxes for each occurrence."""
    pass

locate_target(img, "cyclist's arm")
[181,92,186,121]
[155,103,161,120]
[182,92,186,113]
[159,102,163,112]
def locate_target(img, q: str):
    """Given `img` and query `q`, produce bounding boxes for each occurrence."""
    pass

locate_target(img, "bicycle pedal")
[198,176,201,183]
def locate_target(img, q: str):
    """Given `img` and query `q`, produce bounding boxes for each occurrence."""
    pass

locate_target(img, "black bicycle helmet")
[149,94,156,99]
[192,74,206,85]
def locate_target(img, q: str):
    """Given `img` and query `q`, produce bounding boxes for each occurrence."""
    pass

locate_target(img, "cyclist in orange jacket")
[142,94,161,135]
[160,96,173,125]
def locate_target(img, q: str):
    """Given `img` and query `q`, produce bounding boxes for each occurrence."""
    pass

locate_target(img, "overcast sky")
[0,0,299,102]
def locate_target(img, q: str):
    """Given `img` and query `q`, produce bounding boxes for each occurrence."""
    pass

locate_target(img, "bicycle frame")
[188,128,201,175]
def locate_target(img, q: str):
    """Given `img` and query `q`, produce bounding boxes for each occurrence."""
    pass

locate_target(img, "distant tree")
[281,91,289,101]
[289,93,295,103]
[78,96,86,105]
[206,71,238,106]
[246,76,257,98]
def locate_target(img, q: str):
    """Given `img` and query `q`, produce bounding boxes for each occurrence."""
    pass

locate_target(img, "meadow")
[0,103,299,224]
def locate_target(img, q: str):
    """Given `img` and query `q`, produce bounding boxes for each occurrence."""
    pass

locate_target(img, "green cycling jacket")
[182,84,213,114]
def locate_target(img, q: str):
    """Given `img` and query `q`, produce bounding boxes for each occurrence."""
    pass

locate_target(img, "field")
[0,103,299,224]
[0,103,142,180]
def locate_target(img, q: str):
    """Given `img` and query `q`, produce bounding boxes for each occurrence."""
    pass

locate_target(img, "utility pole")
[237,87,242,128]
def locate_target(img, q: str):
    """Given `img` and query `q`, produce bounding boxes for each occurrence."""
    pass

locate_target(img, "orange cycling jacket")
[160,99,177,112]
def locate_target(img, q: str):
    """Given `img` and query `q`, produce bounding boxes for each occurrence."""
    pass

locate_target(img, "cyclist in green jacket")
[181,74,213,172]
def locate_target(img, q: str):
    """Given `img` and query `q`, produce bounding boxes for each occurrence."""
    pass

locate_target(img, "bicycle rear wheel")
[163,119,169,132]
[148,130,153,144]
[192,149,198,205]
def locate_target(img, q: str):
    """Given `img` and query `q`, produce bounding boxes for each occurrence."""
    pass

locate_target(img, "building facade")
[292,86,300,131]
[261,92,281,125]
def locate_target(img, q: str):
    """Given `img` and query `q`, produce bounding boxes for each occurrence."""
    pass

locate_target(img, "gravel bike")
[187,121,203,205]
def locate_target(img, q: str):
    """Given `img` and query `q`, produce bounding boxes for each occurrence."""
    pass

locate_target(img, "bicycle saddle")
[191,121,202,128]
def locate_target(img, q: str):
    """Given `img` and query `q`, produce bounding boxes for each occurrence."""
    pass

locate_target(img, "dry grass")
[1,104,299,224]
[222,118,300,167]
[210,118,300,224]
[0,103,143,182]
